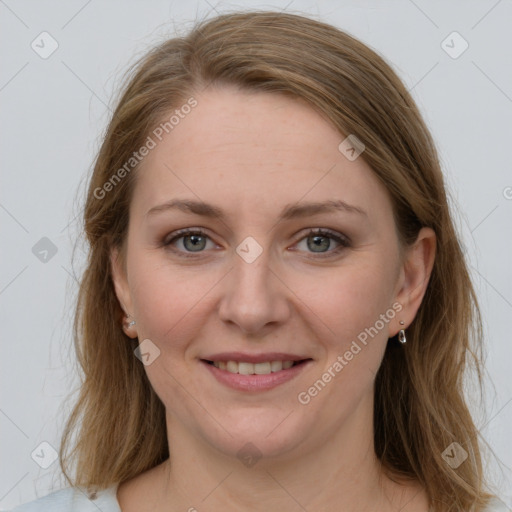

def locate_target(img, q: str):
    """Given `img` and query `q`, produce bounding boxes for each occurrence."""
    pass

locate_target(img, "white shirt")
[7,485,510,511]
[8,486,121,512]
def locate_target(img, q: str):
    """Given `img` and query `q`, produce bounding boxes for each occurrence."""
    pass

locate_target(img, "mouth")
[199,356,313,392]
[201,359,310,375]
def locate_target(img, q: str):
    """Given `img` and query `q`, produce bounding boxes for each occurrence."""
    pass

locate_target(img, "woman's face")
[112,87,412,461]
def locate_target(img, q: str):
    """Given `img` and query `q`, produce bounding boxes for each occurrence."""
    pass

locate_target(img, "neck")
[150,393,419,512]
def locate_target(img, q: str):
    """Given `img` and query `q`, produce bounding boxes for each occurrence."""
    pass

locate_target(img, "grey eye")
[307,234,332,253]
[181,233,208,252]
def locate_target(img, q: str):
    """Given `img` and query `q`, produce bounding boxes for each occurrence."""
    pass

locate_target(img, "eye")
[293,228,351,257]
[163,228,217,257]
[162,227,351,259]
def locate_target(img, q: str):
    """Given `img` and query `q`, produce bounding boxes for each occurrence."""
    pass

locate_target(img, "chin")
[196,408,315,463]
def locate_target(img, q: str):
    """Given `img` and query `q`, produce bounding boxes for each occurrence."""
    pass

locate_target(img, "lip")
[200,358,313,392]
[200,352,309,363]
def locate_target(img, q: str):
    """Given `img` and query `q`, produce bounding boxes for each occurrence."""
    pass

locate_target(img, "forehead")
[130,87,392,224]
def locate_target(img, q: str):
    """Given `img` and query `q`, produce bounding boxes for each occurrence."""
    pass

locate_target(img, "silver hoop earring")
[398,329,406,344]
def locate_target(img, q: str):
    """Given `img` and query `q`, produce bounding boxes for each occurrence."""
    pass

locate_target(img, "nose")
[217,247,291,335]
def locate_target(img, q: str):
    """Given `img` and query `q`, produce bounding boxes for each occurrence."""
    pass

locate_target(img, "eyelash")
[162,228,351,259]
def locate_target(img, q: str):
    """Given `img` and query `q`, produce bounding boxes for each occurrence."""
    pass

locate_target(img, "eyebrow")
[146,198,367,221]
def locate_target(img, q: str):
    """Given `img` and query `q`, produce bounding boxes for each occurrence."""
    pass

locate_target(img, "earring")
[124,315,136,328]
[398,320,406,344]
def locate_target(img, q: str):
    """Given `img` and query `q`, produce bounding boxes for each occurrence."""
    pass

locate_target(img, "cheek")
[301,261,396,392]
[295,266,395,414]
[128,255,222,351]
[127,259,217,409]
[306,260,396,342]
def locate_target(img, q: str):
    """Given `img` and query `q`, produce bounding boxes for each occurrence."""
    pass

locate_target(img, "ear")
[392,227,436,335]
[110,247,137,338]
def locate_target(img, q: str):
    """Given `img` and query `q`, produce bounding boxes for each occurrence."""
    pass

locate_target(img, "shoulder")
[8,485,121,512]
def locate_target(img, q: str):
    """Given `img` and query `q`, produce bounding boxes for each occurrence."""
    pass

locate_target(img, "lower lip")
[201,360,312,391]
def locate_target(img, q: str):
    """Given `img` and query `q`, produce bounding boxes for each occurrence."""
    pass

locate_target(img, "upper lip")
[201,352,311,363]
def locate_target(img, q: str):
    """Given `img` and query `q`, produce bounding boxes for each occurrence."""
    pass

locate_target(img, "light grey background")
[1,0,511,509]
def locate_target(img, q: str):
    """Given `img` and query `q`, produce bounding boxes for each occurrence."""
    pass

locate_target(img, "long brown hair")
[60,11,495,511]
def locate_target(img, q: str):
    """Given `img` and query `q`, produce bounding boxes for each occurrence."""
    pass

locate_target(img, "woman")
[11,10,505,512]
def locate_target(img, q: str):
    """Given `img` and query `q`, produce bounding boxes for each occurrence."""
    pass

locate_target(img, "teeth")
[211,360,297,375]
[270,361,283,372]
[254,362,271,374]
[226,361,238,373]
[238,362,254,375]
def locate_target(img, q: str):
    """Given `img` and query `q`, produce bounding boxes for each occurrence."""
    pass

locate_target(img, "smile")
[201,358,313,391]
[208,360,298,375]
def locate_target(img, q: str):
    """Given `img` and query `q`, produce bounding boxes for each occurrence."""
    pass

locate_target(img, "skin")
[111,86,436,511]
